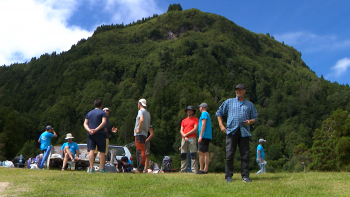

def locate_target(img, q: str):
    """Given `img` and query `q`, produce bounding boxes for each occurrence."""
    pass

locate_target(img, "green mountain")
[1,7,350,171]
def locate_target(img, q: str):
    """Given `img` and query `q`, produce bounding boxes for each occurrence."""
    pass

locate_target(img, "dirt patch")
[0,182,9,195]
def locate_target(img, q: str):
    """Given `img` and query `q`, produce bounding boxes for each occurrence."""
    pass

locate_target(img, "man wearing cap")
[197,103,212,174]
[216,84,258,183]
[38,125,57,154]
[134,98,151,172]
[257,139,266,174]
[180,106,199,173]
[93,107,118,162]
[84,99,107,173]
[59,133,80,171]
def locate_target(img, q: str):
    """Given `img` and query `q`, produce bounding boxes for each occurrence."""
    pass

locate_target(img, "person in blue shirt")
[216,84,258,183]
[60,133,80,171]
[257,139,266,174]
[197,103,212,174]
[84,99,107,173]
[38,125,57,154]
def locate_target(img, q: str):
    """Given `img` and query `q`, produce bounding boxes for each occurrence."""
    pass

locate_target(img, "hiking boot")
[242,176,252,182]
[226,177,233,183]
[99,169,107,173]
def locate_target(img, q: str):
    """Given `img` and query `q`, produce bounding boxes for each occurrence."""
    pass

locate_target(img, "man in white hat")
[256,139,266,174]
[60,133,80,171]
[134,98,151,172]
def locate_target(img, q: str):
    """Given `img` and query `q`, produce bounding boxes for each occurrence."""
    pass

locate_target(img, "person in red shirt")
[180,106,199,173]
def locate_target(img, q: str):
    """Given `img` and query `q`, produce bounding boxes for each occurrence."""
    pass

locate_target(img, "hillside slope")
[0,8,349,167]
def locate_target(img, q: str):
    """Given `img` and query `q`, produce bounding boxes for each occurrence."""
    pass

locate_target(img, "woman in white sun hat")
[59,133,80,171]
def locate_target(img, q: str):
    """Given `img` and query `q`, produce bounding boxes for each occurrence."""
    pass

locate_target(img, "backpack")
[161,156,172,172]
[26,155,42,169]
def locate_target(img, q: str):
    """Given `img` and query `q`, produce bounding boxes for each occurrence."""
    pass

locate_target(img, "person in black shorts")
[197,103,213,174]
[84,99,107,173]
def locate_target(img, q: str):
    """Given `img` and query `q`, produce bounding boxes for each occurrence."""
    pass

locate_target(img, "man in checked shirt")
[216,84,258,183]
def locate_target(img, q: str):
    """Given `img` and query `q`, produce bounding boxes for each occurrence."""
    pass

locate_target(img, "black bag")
[12,156,26,168]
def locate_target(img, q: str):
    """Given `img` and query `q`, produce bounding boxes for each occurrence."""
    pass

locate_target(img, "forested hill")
[1,7,350,168]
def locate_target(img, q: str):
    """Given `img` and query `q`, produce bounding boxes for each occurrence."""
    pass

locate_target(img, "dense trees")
[0,7,350,171]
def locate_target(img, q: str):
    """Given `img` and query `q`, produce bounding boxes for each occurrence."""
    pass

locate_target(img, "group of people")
[39,83,266,182]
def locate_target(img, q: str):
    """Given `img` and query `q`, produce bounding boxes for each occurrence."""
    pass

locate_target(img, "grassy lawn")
[0,168,349,196]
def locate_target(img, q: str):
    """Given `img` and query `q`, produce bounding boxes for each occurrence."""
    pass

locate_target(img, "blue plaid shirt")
[216,97,258,137]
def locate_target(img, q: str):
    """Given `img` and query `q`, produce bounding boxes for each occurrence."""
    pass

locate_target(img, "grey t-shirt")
[134,109,150,136]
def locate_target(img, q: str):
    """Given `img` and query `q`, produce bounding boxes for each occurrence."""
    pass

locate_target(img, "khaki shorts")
[145,140,150,156]
[94,138,109,154]
[181,137,197,153]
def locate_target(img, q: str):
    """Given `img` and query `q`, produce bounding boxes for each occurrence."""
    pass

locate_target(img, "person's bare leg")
[198,151,204,171]
[99,152,106,170]
[62,152,69,170]
[204,152,209,172]
[144,155,150,172]
[65,146,75,162]
[89,150,95,169]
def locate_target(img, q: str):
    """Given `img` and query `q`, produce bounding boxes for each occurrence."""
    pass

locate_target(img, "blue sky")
[1,0,349,85]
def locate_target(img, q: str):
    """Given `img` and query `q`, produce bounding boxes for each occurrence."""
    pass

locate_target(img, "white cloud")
[104,0,161,24]
[0,0,162,66]
[0,0,92,66]
[274,32,350,53]
[330,58,350,77]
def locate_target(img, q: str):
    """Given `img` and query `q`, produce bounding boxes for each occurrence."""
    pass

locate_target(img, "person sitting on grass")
[117,156,133,173]
[60,133,80,171]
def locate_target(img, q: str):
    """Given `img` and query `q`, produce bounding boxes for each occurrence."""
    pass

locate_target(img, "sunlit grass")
[0,168,349,196]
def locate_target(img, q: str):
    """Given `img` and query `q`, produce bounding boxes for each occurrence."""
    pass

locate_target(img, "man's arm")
[92,117,107,134]
[217,116,226,134]
[198,119,207,143]
[146,126,154,142]
[185,124,198,136]
[53,131,57,138]
[257,150,262,163]
[136,115,144,134]
[84,119,91,132]
[245,104,258,125]
[180,126,186,137]
[38,139,41,143]
[75,150,80,160]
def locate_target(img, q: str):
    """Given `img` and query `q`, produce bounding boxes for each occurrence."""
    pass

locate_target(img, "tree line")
[1,6,350,172]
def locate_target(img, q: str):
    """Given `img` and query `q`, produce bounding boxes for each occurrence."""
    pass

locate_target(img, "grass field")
[0,168,349,197]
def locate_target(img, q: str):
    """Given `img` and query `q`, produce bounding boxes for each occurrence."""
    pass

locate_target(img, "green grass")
[0,168,349,196]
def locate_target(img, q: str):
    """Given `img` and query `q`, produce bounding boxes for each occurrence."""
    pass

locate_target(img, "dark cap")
[198,103,208,109]
[185,106,196,114]
[235,84,245,90]
[46,126,54,130]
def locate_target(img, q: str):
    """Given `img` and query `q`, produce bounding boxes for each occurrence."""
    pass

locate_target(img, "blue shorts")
[87,134,106,153]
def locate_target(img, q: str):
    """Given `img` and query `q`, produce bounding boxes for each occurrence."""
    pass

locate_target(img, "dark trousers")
[225,128,250,179]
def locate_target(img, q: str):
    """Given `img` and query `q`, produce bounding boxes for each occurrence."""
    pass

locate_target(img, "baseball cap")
[259,139,266,143]
[185,106,196,114]
[139,99,147,107]
[235,84,245,90]
[46,125,54,130]
[198,103,208,109]
[103,108,110,111]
